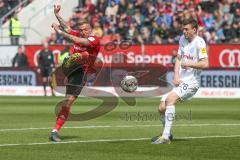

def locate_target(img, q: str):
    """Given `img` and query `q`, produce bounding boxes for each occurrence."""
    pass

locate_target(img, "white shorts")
[161,81,199,101]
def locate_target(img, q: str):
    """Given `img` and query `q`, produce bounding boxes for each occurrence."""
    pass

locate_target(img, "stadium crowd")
[46,0,240,45]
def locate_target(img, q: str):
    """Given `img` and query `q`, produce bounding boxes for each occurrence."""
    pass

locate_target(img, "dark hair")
[182,18,198,30]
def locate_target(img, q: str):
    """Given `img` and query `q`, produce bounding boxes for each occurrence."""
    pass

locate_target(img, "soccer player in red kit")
[50,4,100,142]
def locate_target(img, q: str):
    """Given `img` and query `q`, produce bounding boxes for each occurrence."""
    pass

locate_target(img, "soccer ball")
[120,75,138,92]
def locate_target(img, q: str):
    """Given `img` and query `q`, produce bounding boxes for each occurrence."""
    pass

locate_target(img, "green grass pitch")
[0,96,240,160]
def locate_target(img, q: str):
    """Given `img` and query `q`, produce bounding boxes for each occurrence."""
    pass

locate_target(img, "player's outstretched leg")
[49,95,76,142]
[152,92,179,144]
[152,105,175,144]
[151,95,173,143]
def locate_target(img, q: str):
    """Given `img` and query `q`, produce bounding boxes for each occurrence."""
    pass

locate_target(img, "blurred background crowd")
[0,0,239,93]
[1,0,239,45]
[46,0,240,44]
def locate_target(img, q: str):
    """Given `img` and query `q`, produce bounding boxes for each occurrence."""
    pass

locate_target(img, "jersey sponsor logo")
[181,54,194,60]
[219,49,240,68]
[88,37,95,42]
[74,45,87,52]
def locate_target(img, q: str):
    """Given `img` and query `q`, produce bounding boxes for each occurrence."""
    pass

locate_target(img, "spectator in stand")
[140,26,152,44]
[8,0,19,9]
[105,0,118,23]
[171,49,177,67]
[9,12,22,45]
[230,22,240,43]
[132,9,145,31]
[126,2,134,17]
[168,20,182,43]
[222,22,234,43]
[47,0,240,44]
[118,0,127,15]
[128,23,141,44]
[77,0,85,8]
[83,0,95,16]
[48,33,59,44]
[116,21,127,40]
[202,12,215,31]
[198,26,209,43]
[0,0,8,19]
[199,0,218,14]
[230,0,240,14]
[233,8,240,24]
[211,30,220,44]
[59,46,70,65]
[154,22,168,44]
[96,0,108,16]
[12,46,29,68]
[92,22,104,38]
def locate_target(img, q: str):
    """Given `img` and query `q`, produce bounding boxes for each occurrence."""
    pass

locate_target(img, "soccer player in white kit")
[152,18,209,144]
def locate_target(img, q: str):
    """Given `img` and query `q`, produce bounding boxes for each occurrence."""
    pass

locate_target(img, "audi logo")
[219,49,240,68]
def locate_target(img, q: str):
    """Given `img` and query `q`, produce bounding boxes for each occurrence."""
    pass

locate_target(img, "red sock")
[53,106,70,132]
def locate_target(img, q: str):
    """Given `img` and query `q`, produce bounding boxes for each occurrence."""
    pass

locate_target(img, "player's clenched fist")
[51,23,60,32]
[54,4,61,14]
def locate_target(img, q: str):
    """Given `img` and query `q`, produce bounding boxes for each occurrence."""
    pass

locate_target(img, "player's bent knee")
[166,92,179,106]
[159,101,166,113]
[159,107,166,113]
[65,95,76,106]
[68,95,75,102]
[166,98,176,106]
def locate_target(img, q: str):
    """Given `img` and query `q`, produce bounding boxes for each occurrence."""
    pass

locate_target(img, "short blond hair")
[78,19,89,25]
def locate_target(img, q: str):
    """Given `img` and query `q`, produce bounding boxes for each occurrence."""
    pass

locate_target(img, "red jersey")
[69,29,100,74]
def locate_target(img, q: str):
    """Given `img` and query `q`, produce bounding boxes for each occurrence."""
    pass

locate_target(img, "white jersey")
[177,35,208,83]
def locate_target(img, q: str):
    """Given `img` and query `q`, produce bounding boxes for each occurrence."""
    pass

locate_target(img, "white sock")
[162,105,175,139]
[52,129,58,133]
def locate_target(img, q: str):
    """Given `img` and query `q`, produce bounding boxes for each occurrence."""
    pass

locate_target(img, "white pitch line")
[0,135,240,147]
[0,138,149,147]
[177,135,240,139]
[0,123,240,132]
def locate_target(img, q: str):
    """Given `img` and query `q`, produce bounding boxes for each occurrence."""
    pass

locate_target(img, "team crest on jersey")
[190,48,195,53]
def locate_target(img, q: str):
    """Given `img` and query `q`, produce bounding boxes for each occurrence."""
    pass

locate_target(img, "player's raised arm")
[51,23,90,46]
[54,4,71,33]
